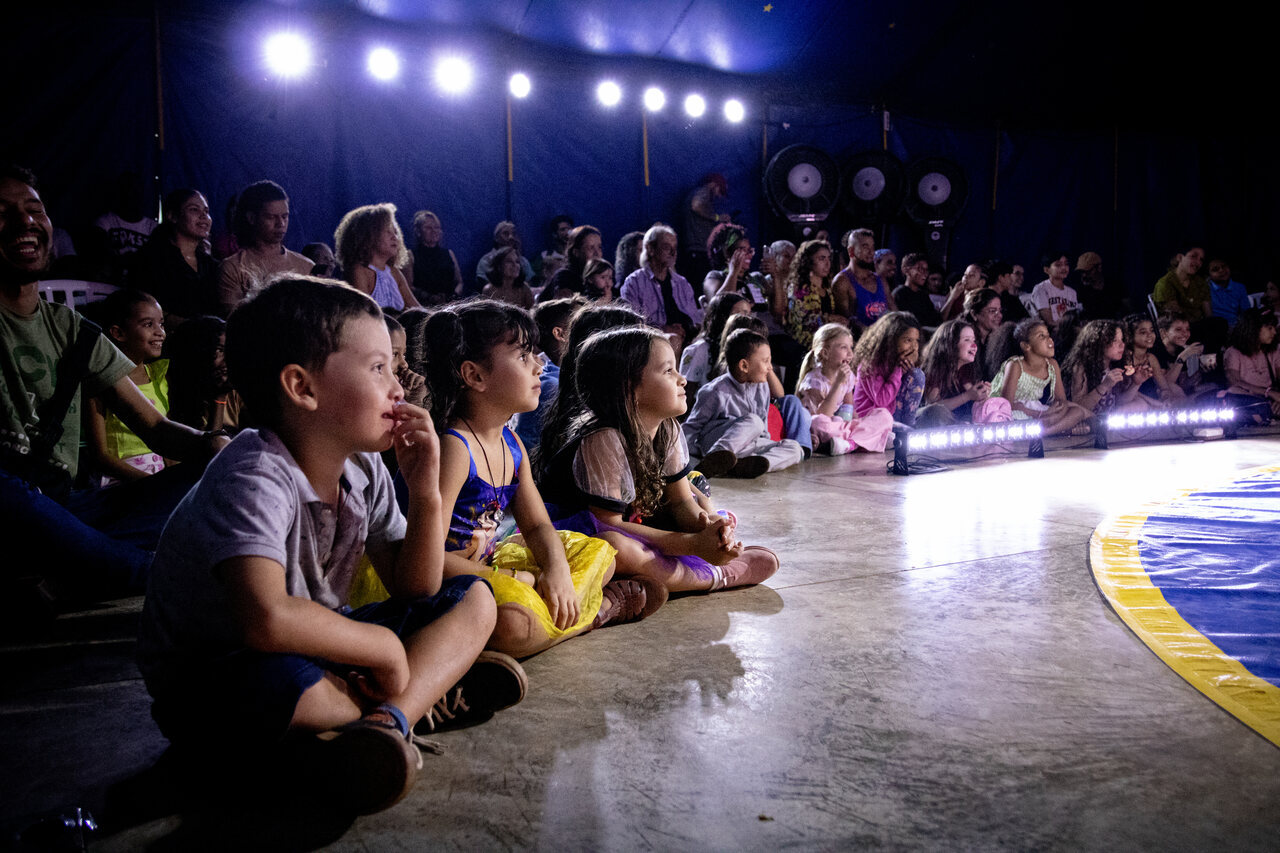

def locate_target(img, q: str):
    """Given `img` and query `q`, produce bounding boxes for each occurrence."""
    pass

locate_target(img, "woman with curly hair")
[481,245,535,309]
[850,311,925,424]
[334,202,420,311]
[1062,319,1159,414]
[786,239,846,350]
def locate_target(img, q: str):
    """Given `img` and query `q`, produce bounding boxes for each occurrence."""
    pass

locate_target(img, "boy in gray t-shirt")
[138,277,525,815]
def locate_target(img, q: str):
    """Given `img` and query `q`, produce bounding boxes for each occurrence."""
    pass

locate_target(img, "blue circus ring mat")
[1089,463,1280,748]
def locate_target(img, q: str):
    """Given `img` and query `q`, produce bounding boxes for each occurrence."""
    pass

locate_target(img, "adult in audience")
[1206,257,1252,328]
[1030,252,1079,331]
[960,287,1004,380]
[833,228,896,328]
[986,259,1028,323]
[614,231,645,291]
[787,239,846,350]
[620,223,701,354]
[475,220,534,287]
[536,214,573,280]
[403,210,463,305]
[683,172,730,287]
[544,225,603,301]
[480,246,535,309]
[0,166,224,612]
[940,261,987,320]
[1071,251,1124,320]
[215,180,312,316]
[132,188,218,324]
[1153,244,1227,352]
[87,170,157,285]
[874,248,898,290]
[301,241,339,278]
[892,252,942,327]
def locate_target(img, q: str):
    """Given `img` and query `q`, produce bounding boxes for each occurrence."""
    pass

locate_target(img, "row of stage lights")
[263,33,748,121]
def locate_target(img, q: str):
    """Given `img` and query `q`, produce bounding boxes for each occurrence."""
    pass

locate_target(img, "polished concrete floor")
[3,431,1279,851]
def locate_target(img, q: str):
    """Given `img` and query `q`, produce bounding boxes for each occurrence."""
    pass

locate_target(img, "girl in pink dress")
[795,323,895,453]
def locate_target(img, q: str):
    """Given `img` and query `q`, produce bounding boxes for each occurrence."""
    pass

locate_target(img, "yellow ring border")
[1089,463,1280,748]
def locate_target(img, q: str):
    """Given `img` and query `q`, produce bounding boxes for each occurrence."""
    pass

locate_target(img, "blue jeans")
[773,394,813,456]
[1,463,201,599]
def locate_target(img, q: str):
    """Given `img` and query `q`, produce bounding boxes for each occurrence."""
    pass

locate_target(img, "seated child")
[711,313,813,458]
[164,315,243,432]
[537,326,778,592]
[86,289,170,483]
[850,311,926,425]
[1125,313,1185,404]
[794,323,894,453]
[422,299,646,660]
[915,317,1012,427]
[1062,319,1161,415]
[515,296,584,450]
[1216,308,1280,423]
[384,312,426,407]
[137,278,524,816]
[682,329,804,478]
[991,318,1092,435]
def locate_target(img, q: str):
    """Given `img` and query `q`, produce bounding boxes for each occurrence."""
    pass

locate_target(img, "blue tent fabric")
[1139,471,1280,690]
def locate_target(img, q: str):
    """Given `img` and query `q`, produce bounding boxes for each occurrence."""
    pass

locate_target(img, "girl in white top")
[335,203,421,312]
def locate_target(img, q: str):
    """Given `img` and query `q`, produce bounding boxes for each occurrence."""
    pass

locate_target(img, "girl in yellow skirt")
[420,299,664,659]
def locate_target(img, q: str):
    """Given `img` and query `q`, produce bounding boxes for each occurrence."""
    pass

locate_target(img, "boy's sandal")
[298,706,422,815]
[414,651,527,735]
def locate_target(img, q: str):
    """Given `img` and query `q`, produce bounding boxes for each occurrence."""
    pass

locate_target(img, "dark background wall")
[7,3,1278,304]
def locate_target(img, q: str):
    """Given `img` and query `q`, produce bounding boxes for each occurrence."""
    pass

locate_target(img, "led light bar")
[892,421,1044,476]
[905,421,1043,453]
[1105,407,1235,431]
[1094,406,1237,449]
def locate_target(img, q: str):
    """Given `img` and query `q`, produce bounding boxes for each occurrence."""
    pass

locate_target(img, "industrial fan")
[903,157,969,272]
[763,144,841,228]
[842,150,906,225]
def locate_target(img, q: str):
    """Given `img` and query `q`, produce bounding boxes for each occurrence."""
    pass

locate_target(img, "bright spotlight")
[367,47,400,81]
[684,93,707,118]
[643,86,666,112]
[435,56,473,94]
[724,98,745,122]
[264,32,312,78]
[509,72,531,98]
[597,80,622,107]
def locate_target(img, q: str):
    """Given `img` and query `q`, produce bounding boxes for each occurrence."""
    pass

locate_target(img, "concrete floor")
[3,432,1279,851]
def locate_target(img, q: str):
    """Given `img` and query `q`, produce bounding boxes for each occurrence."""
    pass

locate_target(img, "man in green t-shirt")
[1,165,226,610]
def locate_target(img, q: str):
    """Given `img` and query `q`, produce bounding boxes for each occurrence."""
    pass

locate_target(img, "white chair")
[37,280,118,306]
[1248,291,1264,309]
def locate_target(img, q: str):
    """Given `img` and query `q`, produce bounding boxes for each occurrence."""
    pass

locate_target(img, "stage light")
[367,47,400,81]
[264,32,312,78]
[893,421,1044,475]
[684,93,707,118]
[509,72,531,98]
[724,98,745,122]
[643,86,666,112]
[435,56,473,94]
[596,80,622,107]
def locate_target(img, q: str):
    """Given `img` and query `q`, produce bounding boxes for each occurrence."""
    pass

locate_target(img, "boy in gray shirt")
[138,277,524,815]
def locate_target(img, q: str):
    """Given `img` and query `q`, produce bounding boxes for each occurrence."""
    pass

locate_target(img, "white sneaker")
[829,437,852,455]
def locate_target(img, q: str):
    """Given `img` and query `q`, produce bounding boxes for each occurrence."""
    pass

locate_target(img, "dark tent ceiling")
[281,0,1265,129]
